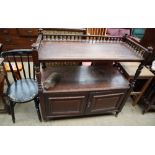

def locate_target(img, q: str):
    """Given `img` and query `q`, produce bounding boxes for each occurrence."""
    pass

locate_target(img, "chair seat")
[7,79,38,103]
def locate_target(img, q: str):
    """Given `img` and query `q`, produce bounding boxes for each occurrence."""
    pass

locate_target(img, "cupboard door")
[87,92,125,114]
[45,95,87,117]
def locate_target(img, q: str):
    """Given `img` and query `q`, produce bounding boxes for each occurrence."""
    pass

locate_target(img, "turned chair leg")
[34,97,42,122]
[10,101,15,123]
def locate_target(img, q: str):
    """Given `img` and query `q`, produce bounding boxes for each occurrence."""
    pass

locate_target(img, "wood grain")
[41,65,129,93]
[38,41,143,61]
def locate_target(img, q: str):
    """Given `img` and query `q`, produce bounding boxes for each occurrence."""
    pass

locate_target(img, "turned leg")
[34,97,42,122]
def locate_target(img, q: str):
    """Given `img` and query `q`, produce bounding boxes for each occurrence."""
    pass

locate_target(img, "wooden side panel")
[87,92,125,114]
[0,28,37,50]
[45,94,87,117]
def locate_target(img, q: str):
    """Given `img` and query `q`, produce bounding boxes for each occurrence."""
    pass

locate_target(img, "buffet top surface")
[38,41,143,61]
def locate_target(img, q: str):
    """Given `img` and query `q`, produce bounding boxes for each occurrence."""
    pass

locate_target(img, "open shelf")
[41,64,129,93]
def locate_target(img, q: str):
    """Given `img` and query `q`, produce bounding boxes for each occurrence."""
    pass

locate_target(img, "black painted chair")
[1,49,42,123]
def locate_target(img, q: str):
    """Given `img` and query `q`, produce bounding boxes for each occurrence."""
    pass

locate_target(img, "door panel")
[87,92,125,114]
[46,95,87,116]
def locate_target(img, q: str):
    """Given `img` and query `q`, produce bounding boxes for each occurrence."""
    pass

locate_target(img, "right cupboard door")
[87,92,125,114]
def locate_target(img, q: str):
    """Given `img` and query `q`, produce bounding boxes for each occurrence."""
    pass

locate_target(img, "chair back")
[1,49,35,86]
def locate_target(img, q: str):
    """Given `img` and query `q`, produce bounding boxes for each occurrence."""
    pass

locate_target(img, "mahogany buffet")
[32,30,153,121]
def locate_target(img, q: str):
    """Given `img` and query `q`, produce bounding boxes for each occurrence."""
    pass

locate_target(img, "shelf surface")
[38,41,143,61]
[41,65,129,93]
[119,62,154,78]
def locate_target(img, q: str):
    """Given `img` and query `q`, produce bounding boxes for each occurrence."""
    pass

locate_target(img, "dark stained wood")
[33,33,154,121]
[17,28,38,37]
[39,65,129,120]
[41,65,129,93]
[46,94,87,117]
[141,28,155,49]
[140,28,155,65]
[87,91,125,114]
[32,45,45,120]
[38,41,143,61]
[42,89,128,120]
[0,28,37,50]
[0,28,87,51]
[129,47,153,89]
[42,28,86,34]
[37,33,150,62]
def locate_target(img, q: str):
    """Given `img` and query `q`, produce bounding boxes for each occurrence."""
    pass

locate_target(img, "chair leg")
[34,97,42,122]
[10,101,15,123]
